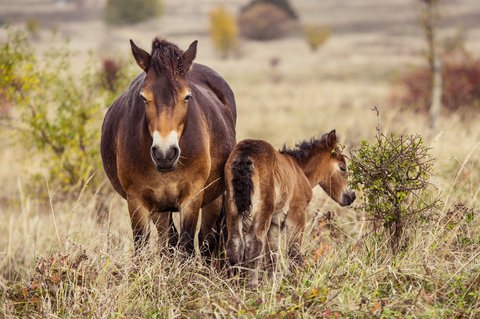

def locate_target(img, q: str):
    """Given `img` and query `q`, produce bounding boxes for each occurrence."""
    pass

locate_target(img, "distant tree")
[238,2,296,41]
[104,0,163,25]
[418,0,442,129]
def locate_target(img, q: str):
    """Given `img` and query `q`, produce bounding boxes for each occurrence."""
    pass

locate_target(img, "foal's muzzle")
[340,189,356,206]
[151,145,180,172]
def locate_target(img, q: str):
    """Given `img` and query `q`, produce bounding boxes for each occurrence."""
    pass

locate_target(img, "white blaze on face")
[152,130,180,157]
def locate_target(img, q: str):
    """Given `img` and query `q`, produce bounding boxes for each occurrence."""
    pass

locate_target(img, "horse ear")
[130,39,151,72]
[326,130,337,149]
[182,40,198,71]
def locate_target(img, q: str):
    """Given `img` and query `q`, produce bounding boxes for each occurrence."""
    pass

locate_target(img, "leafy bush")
[0,29,121,196]
[209,6,238,59]
[349,125,439,253]
[238,2,296,41]
[303,24,330,51]
[104,0,163,25]
[0,29,32,116]
[392,50,480,113]
[25,18,40,38]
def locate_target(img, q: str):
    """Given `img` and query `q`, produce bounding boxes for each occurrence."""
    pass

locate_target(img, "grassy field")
[1,0,480,318]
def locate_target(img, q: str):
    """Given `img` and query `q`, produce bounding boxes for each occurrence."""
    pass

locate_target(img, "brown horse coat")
[101,39,236,254]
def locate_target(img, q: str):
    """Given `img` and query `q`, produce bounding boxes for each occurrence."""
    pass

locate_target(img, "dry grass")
[1,0,480,317]
[1,175,479,317]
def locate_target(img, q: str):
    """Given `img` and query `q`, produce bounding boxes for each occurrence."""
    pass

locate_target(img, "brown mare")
[224,130,355,285]
[101,38,236,256]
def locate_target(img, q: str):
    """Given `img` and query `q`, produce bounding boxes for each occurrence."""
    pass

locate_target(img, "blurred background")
[1,0,480,197]
[0,2,479,316]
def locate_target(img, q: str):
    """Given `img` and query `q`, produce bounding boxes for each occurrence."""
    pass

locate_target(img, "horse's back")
[188,63,237,197]
[227,139,277,174]
[189,63,236,116]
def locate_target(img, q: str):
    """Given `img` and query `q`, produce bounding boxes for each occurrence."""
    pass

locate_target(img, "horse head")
[130,38,198,172]
[319,130,356,206]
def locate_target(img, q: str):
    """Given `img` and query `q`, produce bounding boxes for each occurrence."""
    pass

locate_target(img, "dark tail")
[231,154,254,217]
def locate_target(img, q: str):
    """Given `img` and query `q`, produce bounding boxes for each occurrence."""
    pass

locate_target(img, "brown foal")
[224,130,355,285]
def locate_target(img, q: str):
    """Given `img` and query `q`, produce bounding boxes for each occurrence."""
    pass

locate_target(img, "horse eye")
[339,164,347,172]
[140,94,147,103]
[184,93,192,102]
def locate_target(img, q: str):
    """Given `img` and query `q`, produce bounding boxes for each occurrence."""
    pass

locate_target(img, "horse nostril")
[151,145,160,160]
[348,191,356,203]
[340,190,356,206]
[166,146,179,161]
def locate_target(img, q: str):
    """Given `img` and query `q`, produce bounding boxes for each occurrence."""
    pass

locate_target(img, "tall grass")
[1,155,479,317]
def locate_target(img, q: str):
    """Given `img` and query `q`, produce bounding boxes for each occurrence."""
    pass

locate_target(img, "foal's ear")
[182,40,198,71]
[326,130,337,149]
[130,39,151,72]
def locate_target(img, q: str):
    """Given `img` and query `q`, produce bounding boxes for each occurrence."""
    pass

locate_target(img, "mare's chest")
[141,179,185,212]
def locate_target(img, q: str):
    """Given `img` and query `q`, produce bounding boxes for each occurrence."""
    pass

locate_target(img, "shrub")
[25,18,40,38]
[0,29,32,116]
[104,0,163,25]
[209,6,238,59]
[241,0,298,20]
[0,29,112,196]
[99,57,135,93]
[238,3,296,41]
[303,24,330,52]
[349,121,439,254]
[392,50,480,113]
[100,58,121,92]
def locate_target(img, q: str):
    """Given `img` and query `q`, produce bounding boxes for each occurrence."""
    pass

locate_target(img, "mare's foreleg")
[199,195,223,258]
[127,194,151,256]
[178,194,203,255]
[151,212,177,254]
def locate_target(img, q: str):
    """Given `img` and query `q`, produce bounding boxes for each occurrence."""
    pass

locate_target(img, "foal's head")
[317,130,356,206]
[130,38,197,172]
[282,130,356,206]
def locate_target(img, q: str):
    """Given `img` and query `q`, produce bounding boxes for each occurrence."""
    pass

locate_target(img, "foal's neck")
[294,150,328,188]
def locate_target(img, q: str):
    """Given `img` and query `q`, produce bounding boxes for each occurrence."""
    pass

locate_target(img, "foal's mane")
[150,38,187,79]
[279,135,331,161]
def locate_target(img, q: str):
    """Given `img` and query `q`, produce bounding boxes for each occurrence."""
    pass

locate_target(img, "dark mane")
[279,135,328,161]
[150,38,187,79]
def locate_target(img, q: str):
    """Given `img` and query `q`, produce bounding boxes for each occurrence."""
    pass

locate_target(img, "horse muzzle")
[151,145,180,172]
[340,189,356,206]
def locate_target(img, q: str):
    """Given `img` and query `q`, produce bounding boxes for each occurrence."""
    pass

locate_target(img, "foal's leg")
[266,216,282,276]
[244,197,274,287]
[226,192,244,267]
[127,194,151,256]
[285,205,307,268]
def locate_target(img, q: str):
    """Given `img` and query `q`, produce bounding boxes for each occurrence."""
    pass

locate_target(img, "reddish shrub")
[101,58,121,92]
[392,50,480,112]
